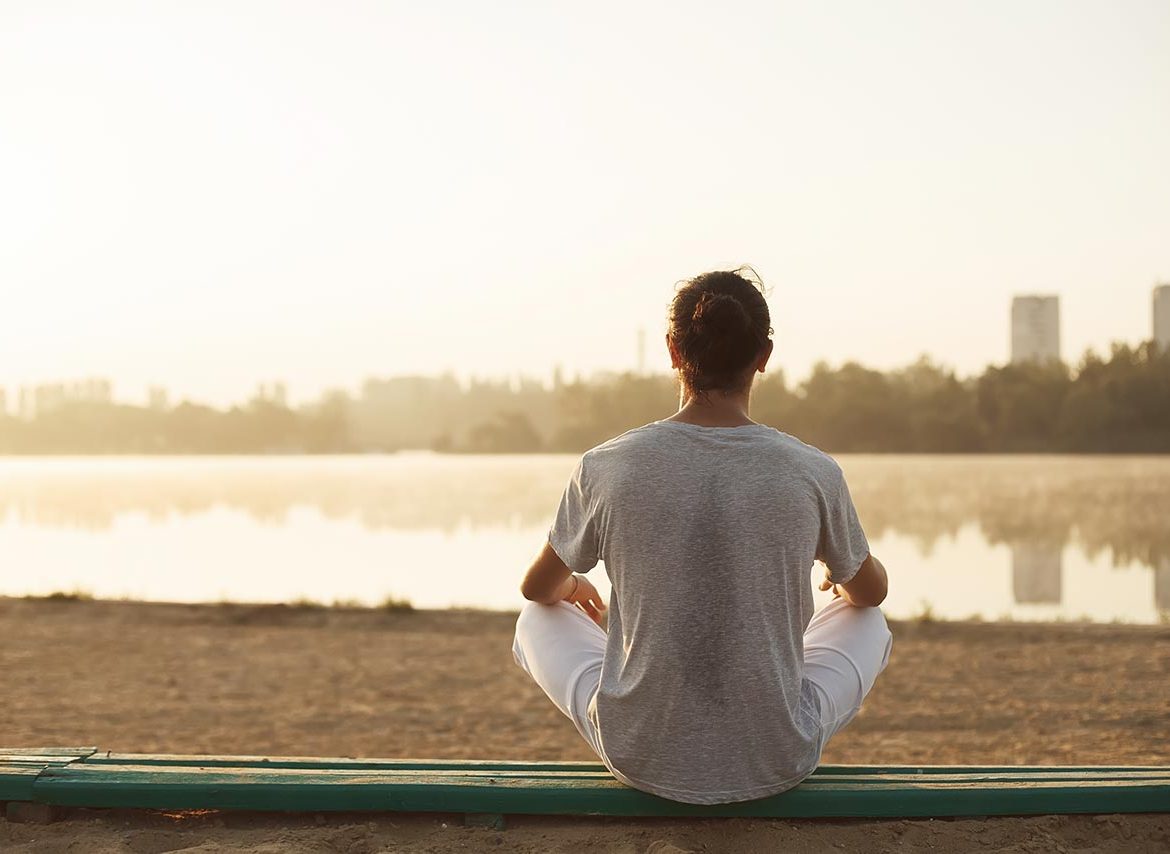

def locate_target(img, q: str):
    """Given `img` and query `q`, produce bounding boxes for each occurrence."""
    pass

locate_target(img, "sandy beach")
[2,597,1168,852]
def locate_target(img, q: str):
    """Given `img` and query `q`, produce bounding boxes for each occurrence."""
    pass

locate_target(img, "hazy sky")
[2,0,1168,406]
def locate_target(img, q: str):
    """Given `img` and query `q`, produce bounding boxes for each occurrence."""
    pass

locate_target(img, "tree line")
[2,342,1168,454]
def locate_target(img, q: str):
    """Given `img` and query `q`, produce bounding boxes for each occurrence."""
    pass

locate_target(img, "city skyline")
[2,2,1168,407]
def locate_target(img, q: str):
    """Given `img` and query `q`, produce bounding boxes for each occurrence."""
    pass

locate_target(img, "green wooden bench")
[3,748,1168,824]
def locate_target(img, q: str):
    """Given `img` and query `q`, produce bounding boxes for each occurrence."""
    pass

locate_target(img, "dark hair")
[667,266,773,396]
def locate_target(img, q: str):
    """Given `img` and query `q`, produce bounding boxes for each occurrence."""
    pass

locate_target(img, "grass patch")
[381,594,415,613]
[31,588,94,602]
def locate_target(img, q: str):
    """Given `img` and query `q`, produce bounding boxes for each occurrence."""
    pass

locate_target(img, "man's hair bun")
[668,267,772,396]
[691,291,753,337]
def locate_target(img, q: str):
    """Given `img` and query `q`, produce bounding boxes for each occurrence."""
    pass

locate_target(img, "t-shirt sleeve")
[816,467,870,585]
[547,453,601,573]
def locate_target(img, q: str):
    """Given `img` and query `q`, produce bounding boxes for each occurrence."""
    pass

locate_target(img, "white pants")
[511,596,892,761]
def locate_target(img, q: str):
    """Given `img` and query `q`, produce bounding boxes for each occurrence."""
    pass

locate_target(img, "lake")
[1,454,1167,623]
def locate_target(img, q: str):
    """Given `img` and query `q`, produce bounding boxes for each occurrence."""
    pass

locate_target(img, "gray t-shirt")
[547,418,870,805]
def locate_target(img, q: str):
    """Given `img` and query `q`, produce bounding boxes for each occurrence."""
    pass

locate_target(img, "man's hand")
[818,554,888,608]
[519,542,607,627]
[817,570,843,599]
[563,573,607,627]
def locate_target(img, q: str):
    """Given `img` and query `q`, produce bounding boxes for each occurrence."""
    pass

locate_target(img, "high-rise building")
[1154,283,1170,353]
[1011,295,1061,364]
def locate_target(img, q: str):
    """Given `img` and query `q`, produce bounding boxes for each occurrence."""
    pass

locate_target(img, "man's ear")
[666,333,680,369]
[757,339,775,372]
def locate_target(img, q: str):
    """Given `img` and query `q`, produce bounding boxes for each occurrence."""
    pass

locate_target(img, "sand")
[1,597,1168,852]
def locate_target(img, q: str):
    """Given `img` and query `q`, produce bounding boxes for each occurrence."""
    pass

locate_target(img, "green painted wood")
[7,749,1170,818]
[29,763,1170,818]
[0,765,44,803]
[0,748,97,801]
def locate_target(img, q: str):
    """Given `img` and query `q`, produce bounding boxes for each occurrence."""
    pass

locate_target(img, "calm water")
[1,454,1167,624]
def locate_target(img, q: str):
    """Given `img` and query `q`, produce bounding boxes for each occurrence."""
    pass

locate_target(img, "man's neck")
[666,390,755,427]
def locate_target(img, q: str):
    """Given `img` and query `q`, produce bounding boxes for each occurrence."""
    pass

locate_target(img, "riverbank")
[2,597,1167,851]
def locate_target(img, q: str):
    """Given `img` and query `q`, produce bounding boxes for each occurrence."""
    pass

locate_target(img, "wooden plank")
[0,756,100,767]
[84,754,604,772]
[78,754,1170,776]
[0,748,96,761]
[0,765,45,803]
[31,764,1170,817]
[54,759,1170,785]
[43,762,1170,784]
[41,762,1170,781]
[0,750,95,802]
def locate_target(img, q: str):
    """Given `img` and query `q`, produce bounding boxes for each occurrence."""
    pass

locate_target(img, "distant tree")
[465,411,543,453]
[975,360,1070,451]
[796,361,912,451]
[892,357,984,452]
[1056,343,1170,452]
[300,391,353,454]
[3,345,1169,455]
[751,370,800,432]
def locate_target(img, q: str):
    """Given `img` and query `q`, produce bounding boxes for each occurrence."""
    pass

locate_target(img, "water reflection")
[3,455,1167,570]
[0,454,1167,621]
[0,455,565,533]
[1157,557,1170,611]
[1010,544,1062,605]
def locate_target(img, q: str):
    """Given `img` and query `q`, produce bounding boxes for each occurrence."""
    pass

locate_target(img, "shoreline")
[4,449,1170,456]
[9,592,1167,629]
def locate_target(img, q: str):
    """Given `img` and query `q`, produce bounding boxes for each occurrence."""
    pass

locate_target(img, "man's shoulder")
[580,422,664,462]
[764,429,845,483]
[771,428,836,460]
[582,422,841,479]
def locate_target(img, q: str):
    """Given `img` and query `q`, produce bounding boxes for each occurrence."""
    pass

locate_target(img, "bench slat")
[29,763,1170,818]
[0,766,44,803]
[74,754,1170,776]
[20,763,1170,784]
[0,748,96,760]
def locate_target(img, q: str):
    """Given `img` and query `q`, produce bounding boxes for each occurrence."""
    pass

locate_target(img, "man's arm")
[520,541,608,625]
[520,541,576,603]
[821,553,888,608]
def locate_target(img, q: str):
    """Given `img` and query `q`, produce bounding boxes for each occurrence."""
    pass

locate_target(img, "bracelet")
[567,574,579,598]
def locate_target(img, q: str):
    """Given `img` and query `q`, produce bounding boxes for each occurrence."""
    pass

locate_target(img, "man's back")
[548,418,870,804]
